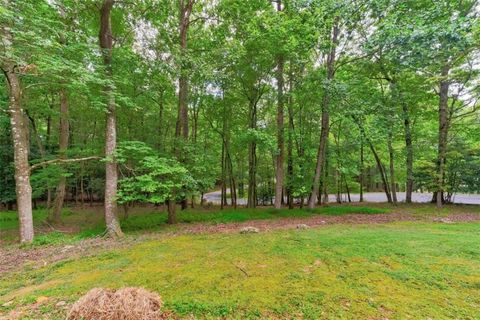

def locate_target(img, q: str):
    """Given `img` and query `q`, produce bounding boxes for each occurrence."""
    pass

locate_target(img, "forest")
[1,0,480,319]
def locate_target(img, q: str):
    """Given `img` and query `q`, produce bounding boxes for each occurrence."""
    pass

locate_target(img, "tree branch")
[30,156,102,172]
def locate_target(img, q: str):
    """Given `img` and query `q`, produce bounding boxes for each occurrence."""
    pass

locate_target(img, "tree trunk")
[322,143,329,204]
[371,145,392,203]
[436,65,450,208]
[355,117,392,203]
[226,148,237,209]
[157,89,164,151]
[3,68,34,243]
[308,20,339,209]
[27,112,52,210]
[247,99,257,208]
[344,175,351,202]
[359,134,364,202]
[50,87,69,223]
[220,139,226,209]
[175,0,193,142]
[99,0,123,237]
[167,199,176,224]
[1,11,34,243]
[387,132,397,205]
[402,102,413,203]
[286,66,295,209]
[274,1,284,209]
[174,0,194,212]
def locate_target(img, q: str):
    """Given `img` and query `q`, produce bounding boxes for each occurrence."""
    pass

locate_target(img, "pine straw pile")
[67,287,164,320]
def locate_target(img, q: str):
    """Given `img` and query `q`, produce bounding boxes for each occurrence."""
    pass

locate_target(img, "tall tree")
[308,18,339,209]
[273,0,285,209]
[99,0,123,237]
[0,7,34,242]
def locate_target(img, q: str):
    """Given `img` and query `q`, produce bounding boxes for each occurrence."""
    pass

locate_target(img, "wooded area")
[1,0,479,243]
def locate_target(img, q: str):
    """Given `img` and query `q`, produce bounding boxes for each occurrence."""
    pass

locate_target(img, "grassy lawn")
[1,221,479,319]
[0,205,388,244]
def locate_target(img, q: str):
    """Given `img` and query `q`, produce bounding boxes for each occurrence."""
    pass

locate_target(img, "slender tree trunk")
[274,54,285,209]
[274,0,284,209]
[355,117,392,203]
[247,100,257,208]
[344,175,352,202]
[99,0,123,237]
[175,0,194,142]
[308,20,339,209]
[50,87,69,223]
[220,139,226,209]
[157,89,164,151]
[402,102,413,203]
[359,135,364,202]
[27,112,52,209]
[174,0,194,213]
[436,65,450,208]
[387,132,397,205]
[322,143,329,204]
[80,169,85,209]
[286,67,295,209]
[226,148,237,209]
[167,199,176,224]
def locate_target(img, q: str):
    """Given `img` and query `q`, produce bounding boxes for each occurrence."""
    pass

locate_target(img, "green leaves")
[116,141,196,204]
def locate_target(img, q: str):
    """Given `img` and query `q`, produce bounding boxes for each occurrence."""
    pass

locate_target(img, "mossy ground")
[1,220,480,319]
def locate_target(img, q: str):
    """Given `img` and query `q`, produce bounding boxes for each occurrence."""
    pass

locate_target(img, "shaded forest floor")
[1,203,480,319]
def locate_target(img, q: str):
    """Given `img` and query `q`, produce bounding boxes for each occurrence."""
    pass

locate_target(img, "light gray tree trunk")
[99,0,123,237]
[4,68,34,243]
[1,7,34,243]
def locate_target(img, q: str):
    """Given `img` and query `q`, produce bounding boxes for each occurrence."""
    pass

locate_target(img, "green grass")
[0,209,49,230]
[0,205,387,237]
[120,206,387,232]
[1,222,480,319]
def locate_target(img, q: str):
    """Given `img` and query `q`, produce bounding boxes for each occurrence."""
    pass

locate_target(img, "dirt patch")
[0,236,142,276]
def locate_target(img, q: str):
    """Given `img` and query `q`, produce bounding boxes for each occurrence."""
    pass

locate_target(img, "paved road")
[204,190,480,205]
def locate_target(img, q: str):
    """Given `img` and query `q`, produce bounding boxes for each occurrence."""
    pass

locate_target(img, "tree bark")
[1,8,34,243]
[50,87,69,223]
[167,199,176,224]
[355,117,392,203]
[175,0,194,142]
[436,65,450,208]
[387,132,397,205]
[247,99,257,208]
[274,0,284,209]
[99,0,123,237]
[359,134,364,202]
[308,19,339,209]
[27,112,52,209]
[286,65,295,209]
[402,102,413,203]
[173,0,194,214]
[3,68,34,243]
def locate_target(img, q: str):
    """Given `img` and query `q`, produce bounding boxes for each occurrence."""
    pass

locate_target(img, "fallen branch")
[231,262,249,277]
[30,156,102,172]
